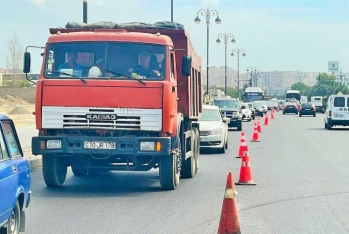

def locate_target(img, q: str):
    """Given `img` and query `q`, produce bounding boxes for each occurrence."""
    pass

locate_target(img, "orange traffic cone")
[217,172,241,234]
[271,110,275,119]
[237,132,248,158]
[251,123,260,142]
[264,114,269,126]
[235,151,256,185]
[257,118,262,133]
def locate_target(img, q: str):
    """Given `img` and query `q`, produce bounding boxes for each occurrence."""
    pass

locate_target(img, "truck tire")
[159,154,180,190]
[71,166,87,177]
[181,130,196,179]
[43,154,67,187]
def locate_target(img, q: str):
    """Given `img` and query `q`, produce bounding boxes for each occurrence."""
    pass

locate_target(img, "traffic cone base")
[217,172,241,234]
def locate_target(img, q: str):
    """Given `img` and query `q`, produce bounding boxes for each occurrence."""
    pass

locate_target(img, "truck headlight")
[47,140,61,149]
[140,142,155,151]
[209,128,223,135]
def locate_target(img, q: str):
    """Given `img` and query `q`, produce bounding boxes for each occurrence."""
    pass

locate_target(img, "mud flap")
[19,210,25,232]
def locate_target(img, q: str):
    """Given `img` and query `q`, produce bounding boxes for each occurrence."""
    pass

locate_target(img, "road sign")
[328,61,339,72]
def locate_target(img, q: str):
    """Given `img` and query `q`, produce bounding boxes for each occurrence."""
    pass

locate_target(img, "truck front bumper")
[32,136,171,156]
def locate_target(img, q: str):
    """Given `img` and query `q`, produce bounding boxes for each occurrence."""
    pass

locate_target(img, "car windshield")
[44,42,166,80]
[199,109,222,121]
[313,102,322,106]
[212,100,240,109]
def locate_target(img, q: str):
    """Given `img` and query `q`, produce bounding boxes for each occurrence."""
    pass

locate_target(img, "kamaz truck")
[23,21,202,190]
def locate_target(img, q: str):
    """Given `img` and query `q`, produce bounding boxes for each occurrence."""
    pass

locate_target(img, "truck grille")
[63,113,141,129]
[42,106,162,131]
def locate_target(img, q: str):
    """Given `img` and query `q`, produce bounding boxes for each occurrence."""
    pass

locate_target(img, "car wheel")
[261,113,264,117]
[225,139,228,149]
[5,201,20,234]
[283,112,285,115]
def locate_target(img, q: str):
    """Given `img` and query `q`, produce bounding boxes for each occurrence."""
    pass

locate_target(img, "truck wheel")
[181,130,195,179]
[43,154,67,187]
[159,154,180,190]
[71,166,87,177]
[5,201,20,234]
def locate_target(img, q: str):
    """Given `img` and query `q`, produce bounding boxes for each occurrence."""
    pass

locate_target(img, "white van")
[311,96,324,103]
[324,94,349,129]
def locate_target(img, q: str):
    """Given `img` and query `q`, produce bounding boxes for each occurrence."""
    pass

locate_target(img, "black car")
[212,98,242,131]
[299,103,316,117]
[313,101,326,113]
[283,102,299,114]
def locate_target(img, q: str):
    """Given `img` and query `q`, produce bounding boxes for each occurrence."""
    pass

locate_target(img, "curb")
[29,157,42,170]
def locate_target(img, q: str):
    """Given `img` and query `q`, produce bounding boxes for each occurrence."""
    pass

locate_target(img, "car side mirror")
[223,117,230,123]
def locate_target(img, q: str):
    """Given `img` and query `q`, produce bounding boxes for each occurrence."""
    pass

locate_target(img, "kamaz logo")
[86,114,117,120]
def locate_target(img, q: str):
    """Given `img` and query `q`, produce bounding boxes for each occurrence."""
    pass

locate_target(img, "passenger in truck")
[58,52,84,76]
[128,52,161,78]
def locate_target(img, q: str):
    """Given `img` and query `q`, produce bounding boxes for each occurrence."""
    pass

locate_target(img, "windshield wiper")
[105,69,146,86]
[49,71,87,84]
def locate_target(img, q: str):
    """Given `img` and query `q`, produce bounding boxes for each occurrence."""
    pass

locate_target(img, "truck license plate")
[84,141,116,149]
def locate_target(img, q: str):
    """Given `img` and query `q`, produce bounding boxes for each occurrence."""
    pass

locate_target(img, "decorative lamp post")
[231,48,246,98]
[216,32,236,96]
[194,8,221,95]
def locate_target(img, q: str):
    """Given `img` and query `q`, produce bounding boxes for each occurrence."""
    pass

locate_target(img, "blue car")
[0,114,31,233]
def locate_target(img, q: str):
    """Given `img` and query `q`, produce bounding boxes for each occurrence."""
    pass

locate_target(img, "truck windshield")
[44,42,166,80]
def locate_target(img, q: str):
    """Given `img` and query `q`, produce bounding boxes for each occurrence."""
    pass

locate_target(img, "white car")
[240,103,252,121]
[199,105,229,153]
[253,101,268,114]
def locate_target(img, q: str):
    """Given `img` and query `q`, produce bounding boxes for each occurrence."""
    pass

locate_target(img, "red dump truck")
[23,22,202,190]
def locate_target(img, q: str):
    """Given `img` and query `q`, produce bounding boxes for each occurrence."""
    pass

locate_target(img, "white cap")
[88,66,102,77]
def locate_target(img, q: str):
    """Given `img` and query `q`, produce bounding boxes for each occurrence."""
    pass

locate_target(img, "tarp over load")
[65,21,184,30]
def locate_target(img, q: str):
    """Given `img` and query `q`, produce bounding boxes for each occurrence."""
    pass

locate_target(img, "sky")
[1,0,349,73]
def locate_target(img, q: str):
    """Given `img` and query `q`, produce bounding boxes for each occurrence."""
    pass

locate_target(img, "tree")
[5,33,23,86]
[290,82,310,95]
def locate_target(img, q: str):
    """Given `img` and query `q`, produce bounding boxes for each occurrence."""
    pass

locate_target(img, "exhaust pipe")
[83,0,88,24]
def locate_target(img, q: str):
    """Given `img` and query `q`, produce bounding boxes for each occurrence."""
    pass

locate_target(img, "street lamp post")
[194,9,221,95]
[231,48,246,98]
[247,66,257,87]
[171,0,173,22]
[216,33,236,96]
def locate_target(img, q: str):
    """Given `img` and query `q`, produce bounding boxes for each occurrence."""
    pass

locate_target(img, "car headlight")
[209,128,223,135]
[232,112,239,117]
[47,140,61,149]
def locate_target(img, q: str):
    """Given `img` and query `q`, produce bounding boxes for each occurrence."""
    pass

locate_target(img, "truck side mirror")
[23,52,31,73]
[181,55,192,76]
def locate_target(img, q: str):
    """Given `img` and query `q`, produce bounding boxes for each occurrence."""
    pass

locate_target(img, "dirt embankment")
[0,87,36,104]
[0,87,36,125]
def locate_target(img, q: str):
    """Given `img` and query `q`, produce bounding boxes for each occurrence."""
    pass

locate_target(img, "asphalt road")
[24,112,349,234]
[16,125,37,148]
